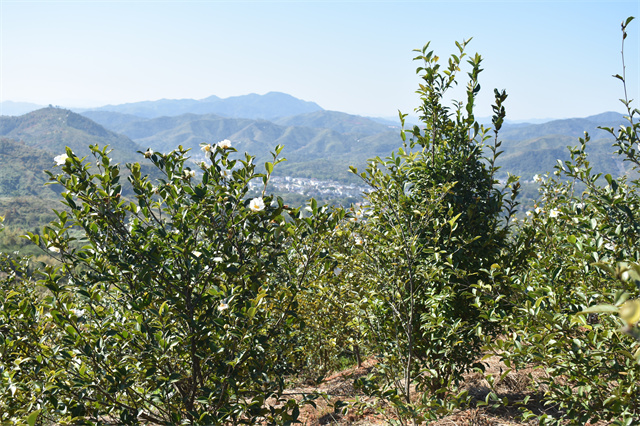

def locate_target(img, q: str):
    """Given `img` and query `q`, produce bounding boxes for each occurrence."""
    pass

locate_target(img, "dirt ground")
[279,356,608,426]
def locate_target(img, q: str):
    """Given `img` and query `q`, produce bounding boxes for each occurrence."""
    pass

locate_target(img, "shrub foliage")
[1,16,639,426]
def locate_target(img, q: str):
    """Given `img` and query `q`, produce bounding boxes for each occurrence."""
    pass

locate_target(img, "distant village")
[249,175,370,199]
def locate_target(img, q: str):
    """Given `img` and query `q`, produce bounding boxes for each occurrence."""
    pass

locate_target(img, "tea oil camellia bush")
[0,234,63,425]
[336,39,523,424]
[8,142,342,424]
[491,16,640,425]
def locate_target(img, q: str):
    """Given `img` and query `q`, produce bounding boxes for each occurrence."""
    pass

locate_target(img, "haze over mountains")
[0,92,631,202]
[0,92,323,120]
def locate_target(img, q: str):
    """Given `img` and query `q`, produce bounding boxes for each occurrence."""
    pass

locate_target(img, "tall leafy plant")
[346,40,521,423]
[25,142,328,424]
[492,16,640,425]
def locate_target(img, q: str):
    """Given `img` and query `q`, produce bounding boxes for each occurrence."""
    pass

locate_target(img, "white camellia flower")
[54,154,68,165]
[350,209,364,222]
[526,210,533,217]
[184,169,196,179]
[534,207,543,214]
[192,251,202,258]
[48,245,60,253]
[533,174,543,183]
[549,208,559,218]
[201,143,213,155]
[144,149,154,158]
[249,197,265,212]
[217,139,232,149]
[221,168,232,180]
[218,302,229,312]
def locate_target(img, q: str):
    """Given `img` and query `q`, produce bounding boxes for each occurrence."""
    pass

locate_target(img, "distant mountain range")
[80,109,403,181]
[0,92,632,203]
[0,92,323,120]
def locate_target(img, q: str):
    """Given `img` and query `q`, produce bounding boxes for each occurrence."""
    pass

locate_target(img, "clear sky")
[1,0,639,121]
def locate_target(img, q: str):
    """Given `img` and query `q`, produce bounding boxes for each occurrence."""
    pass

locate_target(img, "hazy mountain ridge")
[79,92,323,120]
[81,110,146,128]
[273,110,397,135]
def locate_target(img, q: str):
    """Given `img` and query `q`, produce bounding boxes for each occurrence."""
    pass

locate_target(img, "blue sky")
[1,0,639,120]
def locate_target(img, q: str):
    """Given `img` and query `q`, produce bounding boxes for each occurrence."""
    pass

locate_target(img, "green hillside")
[1,106,631,194]
[0,107,142,164]
[82,107,630,184]
[0,109,162,233]
[0,138,62,198]
[274,110,395,135]
[82,112,405,182]
[499,135,624,180]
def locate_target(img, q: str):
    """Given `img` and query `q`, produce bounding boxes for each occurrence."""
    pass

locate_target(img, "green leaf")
[26,410,41,426]
[578,304,618,314]
[605,174,613,185]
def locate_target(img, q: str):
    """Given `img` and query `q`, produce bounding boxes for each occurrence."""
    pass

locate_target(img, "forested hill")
[81,110,403,182]
[497,112,630,180]
[0,107,142,164]
[0,138,61,198]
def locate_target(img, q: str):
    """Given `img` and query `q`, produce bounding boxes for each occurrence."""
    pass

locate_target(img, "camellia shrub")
[335,39,522,424]
[16,141,336,425]
[0,232,63,426]
[491,17,640,425]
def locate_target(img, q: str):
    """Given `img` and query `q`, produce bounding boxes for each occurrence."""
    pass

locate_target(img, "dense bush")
[1,142,343,424]
[318,39,524,424]
[491,16,640,425]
